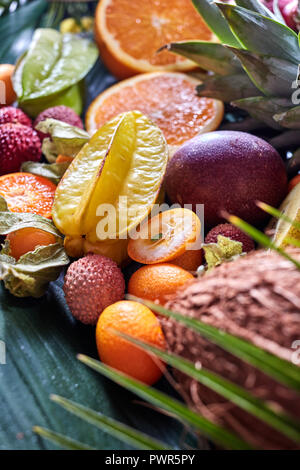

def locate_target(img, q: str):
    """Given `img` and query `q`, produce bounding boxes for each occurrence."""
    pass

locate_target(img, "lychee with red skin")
[0,107,32,127]
[34,105,84,141]
[63,254,125,325]
[0,123,42,175]
[205,223,255,253]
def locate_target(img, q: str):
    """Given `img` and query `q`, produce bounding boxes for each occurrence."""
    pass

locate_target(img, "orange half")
[0,172,56,219]
[128,208,201,264]
[95,0,215,79]
[86,72,224,151]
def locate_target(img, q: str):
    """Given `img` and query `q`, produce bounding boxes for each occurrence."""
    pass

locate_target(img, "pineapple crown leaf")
[191,0,241,46]
[215,3,300,64]
[160,41,241,75]
[166,0,300,128]
[225,46,298,98]
[234,0,280,21]
[274,106,300,129]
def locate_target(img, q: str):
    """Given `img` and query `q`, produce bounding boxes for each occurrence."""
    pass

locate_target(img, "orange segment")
[95,0,215,79]
[0,172,56,219]
[86,72,224,148]
[128,263,194,305]
[127,208,201,264]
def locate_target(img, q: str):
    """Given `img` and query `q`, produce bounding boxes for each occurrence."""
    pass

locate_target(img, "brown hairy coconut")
[163,248,300,449]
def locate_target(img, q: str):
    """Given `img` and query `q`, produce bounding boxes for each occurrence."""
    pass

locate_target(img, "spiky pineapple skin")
[163,249,300,449]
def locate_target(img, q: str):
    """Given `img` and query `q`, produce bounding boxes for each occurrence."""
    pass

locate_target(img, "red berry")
[0,123,42,175]
[0,107,32,127]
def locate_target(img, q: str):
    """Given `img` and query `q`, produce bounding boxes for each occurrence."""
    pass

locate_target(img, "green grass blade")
[256,201,300,231]
[115,331,300,444]
[227,214,300,270]
[78,355,252,450]
[285,237,300,247]
[127,296,300,392]
[50,394,170,451]
[33,426,95,450]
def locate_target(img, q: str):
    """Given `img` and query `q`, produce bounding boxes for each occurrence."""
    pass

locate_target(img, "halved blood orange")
[127,208,201,264]
[86,72,224,151]
[95,0,215,79]
[0,172,56,219]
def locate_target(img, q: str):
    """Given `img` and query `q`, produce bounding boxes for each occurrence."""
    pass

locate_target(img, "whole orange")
[96,300,165,385]
[128,263,194,305]
[6,227,57,260]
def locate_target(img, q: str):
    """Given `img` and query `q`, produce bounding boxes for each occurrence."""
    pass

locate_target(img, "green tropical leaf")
[197,73,259,102]
[216,3,300,64]
[227,47,298,97]
[115,331,300,444]
[0,0,47,63]
[14,28,98,101]
[78,355,252,450]
[33,427,95,450]
[0,279,183,449]
[127,296,300,392]
[191,0,241,47]
[49,395,171,450]
[161,41,241,75]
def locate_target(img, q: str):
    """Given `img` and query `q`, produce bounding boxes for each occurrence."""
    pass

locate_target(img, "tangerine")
[128,263,194,305]
[96,300,166,385]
